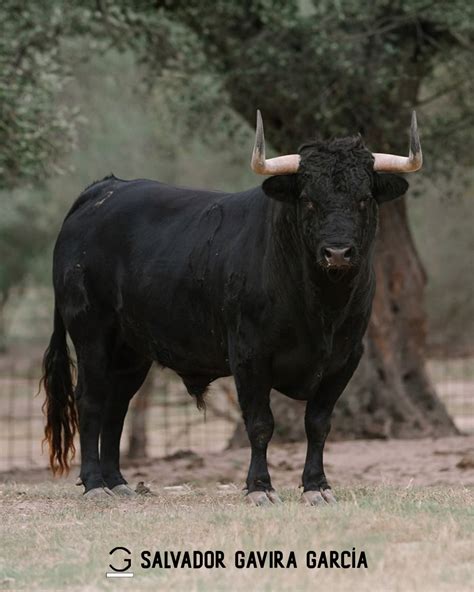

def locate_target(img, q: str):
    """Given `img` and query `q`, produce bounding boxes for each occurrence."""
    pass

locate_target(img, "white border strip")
[106,572,134,578]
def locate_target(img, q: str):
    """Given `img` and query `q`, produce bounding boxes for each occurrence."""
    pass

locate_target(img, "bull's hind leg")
[100,352,152,496]
[73,336,114,497]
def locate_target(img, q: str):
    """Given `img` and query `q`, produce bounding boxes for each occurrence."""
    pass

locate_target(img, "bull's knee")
[247,418,274,448]
[305,413,331,441]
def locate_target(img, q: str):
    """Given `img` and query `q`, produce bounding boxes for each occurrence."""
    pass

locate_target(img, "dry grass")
[0,483,473,592]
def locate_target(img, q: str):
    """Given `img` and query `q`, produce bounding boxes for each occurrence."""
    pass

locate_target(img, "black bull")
[42,136,409,504]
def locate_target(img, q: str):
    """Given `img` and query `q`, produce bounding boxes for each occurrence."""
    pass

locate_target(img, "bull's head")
[251,110,422,271]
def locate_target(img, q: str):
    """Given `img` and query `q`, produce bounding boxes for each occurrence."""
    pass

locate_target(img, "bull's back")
[53,176,262,373]
[55,176,229,287]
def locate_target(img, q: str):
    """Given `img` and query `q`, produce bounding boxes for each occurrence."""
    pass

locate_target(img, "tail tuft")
[196,392,207,413]
[40,306,78,475]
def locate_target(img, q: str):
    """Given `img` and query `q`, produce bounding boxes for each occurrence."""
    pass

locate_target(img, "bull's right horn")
[251,110,300,175]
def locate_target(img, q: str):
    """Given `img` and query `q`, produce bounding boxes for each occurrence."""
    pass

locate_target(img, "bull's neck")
[265,199,373,322]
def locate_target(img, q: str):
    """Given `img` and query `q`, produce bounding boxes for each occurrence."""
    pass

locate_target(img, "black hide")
[43,137,408,496]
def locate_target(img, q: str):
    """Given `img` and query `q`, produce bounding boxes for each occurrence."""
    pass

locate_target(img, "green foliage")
[11,0,472,188]
[0,187,53,297]
[96,0,473,165]
[0,2,81,189]
[0,2,72,314]
[3,44,255,345]
[0,0,472,351]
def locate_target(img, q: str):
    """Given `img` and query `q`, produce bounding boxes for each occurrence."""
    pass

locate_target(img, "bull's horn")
[373,111,422,173]
[251,110,300,175]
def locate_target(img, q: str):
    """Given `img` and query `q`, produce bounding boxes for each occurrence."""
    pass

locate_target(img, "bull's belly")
[120,315,231,377]
[120,314,348,398]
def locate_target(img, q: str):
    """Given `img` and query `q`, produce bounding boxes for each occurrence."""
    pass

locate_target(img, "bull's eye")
[359,199,367,211]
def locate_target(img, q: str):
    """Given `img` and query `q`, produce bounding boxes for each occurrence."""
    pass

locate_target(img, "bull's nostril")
[321,246,354,267]
[343,247,353,261]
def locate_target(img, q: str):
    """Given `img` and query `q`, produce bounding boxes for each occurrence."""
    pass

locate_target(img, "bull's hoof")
[246,491,281,506]
[83,487,115,499]
[301,490,326,506]
[266,490,283,504]
[301,489,337,506]
[321,488,337,504]
[246,491,270,506]
[112,484,137,498]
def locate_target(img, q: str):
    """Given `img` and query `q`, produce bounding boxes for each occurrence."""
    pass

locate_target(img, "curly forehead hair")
[297,137,375,193]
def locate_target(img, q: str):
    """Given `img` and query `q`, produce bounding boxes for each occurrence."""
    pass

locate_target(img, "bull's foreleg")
[302,399,336,505]
[235,374,280,505]
[302,349,363,505]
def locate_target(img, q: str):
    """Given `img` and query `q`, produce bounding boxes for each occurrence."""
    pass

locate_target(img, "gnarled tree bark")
[330,198,457,440]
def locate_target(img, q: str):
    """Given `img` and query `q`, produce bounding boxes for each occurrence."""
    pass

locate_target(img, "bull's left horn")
[373,111,423,173]
[251,110,300,175]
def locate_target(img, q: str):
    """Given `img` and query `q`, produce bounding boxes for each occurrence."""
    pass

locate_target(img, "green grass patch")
[0,483,472,591]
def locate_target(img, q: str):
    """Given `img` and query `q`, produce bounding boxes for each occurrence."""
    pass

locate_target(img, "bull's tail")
[40,304,78,475]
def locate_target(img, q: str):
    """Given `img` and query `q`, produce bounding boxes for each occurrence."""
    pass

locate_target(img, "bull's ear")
[262,175,298,202]
[373,173,409,204]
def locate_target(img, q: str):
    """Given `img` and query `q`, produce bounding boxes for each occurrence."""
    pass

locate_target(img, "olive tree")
[97,0,472,439]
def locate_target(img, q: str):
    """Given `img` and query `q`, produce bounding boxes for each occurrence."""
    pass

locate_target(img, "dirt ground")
[1,436,473,591]
[2,435,473,491]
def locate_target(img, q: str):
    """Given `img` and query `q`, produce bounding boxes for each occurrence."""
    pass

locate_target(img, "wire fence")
[426,358,474,435]
[0,358,473,472]
[0,365,242,472]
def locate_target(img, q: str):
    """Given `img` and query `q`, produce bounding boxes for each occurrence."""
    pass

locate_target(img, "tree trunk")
[134,4,460,446]
[330,198,458,439]
[0,293,9,354]
[127,369,155,459]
